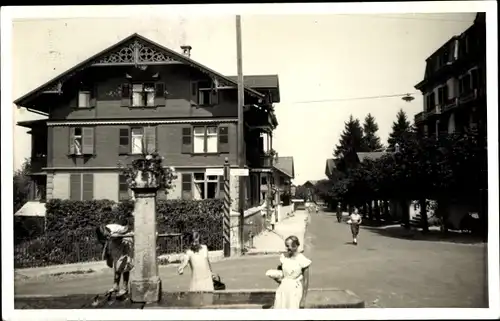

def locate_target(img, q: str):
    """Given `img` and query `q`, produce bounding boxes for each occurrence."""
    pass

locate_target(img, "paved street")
[15,209,488,308]
[307,211,488,308]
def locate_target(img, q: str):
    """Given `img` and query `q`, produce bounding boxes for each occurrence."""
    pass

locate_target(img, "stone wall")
[277,204,294,222]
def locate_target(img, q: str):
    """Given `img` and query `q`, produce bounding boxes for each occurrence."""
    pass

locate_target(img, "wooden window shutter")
[69,127,76,155]
[181,173,192,200]
[69,174,81,200]
[210,89,219,105]
[190,81,198,106]
[144,126,157,154]
[82,174,94,201]
[118,174,130,201]
[154,82,166,107]
[218,126,229,153]
[218,175,225,199]
[89,84,97,107]
[82,127,95,155]
[181,127,192,154]
[119,128,130,155]
[121,83,131,107]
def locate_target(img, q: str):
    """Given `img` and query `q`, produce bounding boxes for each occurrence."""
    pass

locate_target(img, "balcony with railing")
[31,154,48,173]
[414,112,425,124]
[459,88,478,104]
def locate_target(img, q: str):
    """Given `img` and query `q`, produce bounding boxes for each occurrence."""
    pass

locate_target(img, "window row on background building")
[424,66,484,112]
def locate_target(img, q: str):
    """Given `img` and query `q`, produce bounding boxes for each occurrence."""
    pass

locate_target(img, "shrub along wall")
[14,199,224,268]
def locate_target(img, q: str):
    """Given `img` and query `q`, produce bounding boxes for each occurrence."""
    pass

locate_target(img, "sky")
[8,11,477,184]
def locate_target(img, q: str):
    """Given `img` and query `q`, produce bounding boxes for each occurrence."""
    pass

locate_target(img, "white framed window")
[198,81,212,105]
[193,173,220,200]
[78,91,91,108]
[132,83,155,107]
[206,127,218,153]
[193,126,219,154]
[73,128,83,155]
[131,127,144,154]
[193,127,206,154]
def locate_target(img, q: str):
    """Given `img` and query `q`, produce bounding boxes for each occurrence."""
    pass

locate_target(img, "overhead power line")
[285,92,420,105]
[339,14,476,23]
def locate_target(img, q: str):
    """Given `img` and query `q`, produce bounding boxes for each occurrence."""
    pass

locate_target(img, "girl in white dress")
[269,235,311,309]
[177,231,215,292]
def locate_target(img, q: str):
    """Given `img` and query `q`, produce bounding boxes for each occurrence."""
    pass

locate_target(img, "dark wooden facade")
[414,13,486,138]
[16,34,280,204]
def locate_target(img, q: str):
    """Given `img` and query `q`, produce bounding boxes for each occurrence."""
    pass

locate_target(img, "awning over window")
[14,201,46,217]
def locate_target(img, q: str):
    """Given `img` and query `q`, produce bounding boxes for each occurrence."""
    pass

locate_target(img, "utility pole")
[236,15,245,254]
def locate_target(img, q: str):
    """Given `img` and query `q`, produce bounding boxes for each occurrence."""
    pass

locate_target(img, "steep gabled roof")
[14,33,264,107]
[303,180,318,187]
[227,75,279,88]
[356,152,387,163]
[273,156,294,179]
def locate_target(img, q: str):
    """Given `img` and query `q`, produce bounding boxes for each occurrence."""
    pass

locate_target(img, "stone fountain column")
[130,171,161,303]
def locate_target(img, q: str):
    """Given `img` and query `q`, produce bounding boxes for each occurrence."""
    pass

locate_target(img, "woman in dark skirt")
[347,207,362,245]
[96,216,134,296]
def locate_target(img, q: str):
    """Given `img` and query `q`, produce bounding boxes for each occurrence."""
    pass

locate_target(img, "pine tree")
[333,115,366,159]
[362,113,384,152]
[387,109,412,149]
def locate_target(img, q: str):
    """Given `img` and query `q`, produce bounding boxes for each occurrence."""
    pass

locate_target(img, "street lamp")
[402,94,415,103]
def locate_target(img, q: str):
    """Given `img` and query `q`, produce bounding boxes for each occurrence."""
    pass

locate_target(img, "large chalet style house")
[414,13,486,137]
[15,33,280,210]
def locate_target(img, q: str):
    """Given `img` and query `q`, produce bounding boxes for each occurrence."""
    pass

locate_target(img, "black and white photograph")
[1,2,498,320]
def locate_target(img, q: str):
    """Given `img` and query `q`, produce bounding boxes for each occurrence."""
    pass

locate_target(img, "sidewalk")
[15,211,310,280]
[247,210,309,255]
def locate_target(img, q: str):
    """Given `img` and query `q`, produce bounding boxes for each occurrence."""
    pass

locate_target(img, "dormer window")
[120,82,166,108]
[76,83,95,108]
[132,83,155,107]
[78,90,91,108]
[190,80,219,106]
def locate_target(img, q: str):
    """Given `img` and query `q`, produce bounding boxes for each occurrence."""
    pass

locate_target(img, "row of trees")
[318,110,487,234]
[14,158,32,213]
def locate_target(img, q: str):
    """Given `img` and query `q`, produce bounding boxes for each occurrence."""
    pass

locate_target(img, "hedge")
[15,199,224,268]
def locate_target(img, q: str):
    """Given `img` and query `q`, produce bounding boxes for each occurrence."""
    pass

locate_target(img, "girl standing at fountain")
[177,231,215,292]
[271,235,311,309]
[96,215,134,297]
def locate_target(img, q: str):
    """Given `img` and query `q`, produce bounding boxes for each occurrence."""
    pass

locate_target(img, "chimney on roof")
[180,45,192,58]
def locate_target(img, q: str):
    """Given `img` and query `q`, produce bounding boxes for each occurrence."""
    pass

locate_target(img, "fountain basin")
[14,288,364,309]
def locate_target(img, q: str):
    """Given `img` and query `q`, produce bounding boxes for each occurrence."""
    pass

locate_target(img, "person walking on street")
[347,207,362,245]
[336,202,342,223]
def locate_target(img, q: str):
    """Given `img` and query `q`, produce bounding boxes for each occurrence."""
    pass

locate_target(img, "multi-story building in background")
[414,13,486,137]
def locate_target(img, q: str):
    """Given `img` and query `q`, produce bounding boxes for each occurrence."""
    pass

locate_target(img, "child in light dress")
[177,231,216,292]
[266,235,311,309]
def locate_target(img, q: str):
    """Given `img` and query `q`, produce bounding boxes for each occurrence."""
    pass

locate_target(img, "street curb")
[244,250,283,256]
[303,211,313,254]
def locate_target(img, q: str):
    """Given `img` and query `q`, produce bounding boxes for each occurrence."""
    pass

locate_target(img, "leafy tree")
[387,109,412,149]
[362,113,384,152]
[294,185,308,200]
[14,158,32,213]
[333,115,367,159]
